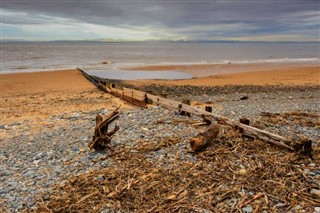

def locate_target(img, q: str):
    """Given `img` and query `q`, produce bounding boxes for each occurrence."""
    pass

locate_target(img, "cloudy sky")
[1,0,319,42]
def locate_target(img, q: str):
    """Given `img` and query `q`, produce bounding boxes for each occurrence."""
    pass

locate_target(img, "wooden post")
[205,106,212,113]
[180,99,191,116]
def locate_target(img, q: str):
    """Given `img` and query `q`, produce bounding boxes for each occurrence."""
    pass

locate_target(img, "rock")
[71,147,80,153]
[313,170,320,175]
[7,181,18,190]
[238,168,248,175]
[97,175,105,181]
[226,198,237,207]
[0,187,8,194]
[275,203,286,208]
[314,207,320,213]
[310,189,320,196]
[308,172,316,176]
[22,170,34,177]
[294,205,302,211]
[242,205,253,213]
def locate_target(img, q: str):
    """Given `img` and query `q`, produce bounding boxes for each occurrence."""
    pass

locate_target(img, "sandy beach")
[0,70,128,130]
[2,0,320,210]
[1,65,319,212]
[1,65,319,126]
[123,63,320,86]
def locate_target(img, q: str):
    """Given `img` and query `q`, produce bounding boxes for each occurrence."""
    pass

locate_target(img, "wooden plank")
[145,92,294,150]
[123,88,146,102]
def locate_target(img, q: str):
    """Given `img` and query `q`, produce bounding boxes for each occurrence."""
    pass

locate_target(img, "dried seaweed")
[35,112,320,212]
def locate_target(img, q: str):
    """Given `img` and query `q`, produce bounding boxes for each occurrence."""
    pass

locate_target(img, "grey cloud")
[2,0,319,41]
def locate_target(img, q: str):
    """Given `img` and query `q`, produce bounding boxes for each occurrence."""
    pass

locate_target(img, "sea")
[1,42,319,79]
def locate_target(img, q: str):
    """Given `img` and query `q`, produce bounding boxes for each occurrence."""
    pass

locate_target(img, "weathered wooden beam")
[79,69,312,156]
[144,89,310,154]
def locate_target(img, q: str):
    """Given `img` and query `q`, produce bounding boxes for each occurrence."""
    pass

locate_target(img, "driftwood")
[88,108,120,151]
[190,124,220,152]
[79,70,313,157]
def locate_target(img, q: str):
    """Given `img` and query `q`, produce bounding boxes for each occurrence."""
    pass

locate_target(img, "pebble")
[310,189,320,196]
[1,85,319,212]
[242,205,253,213]
[275,203,286,208]
[238,168,248,175]
[294,205,302,211]
[97,175,105,181]
[22,170,34,177]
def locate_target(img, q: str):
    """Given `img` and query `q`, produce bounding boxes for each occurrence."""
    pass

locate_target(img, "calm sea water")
[1,42,319,75]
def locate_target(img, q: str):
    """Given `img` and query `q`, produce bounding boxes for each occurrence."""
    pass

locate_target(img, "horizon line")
[2,39,320,44]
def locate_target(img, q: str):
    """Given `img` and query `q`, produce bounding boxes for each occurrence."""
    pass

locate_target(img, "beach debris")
[190,124,220,152]
[202,114,212,125]
[240,96,249,100]
[88,107,120,151]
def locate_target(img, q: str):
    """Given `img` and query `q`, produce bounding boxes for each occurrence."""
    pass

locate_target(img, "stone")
[0,187,8,194]
[71,147,80,153]
[7,181,18,190]
[22,170,34,177]
[308,172,316,176]
[275,203,286,208]
[239,168,248,175]
[314,207,320,213]
[97,175,105,181]
[310,189,320,196]
[294,205,302,211]
[242,205,253,213]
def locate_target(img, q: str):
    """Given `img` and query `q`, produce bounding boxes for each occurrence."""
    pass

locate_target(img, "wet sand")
[124,65,320,86]
[0,70,128,126]
[1,65,319,125]
[124,62,320,77]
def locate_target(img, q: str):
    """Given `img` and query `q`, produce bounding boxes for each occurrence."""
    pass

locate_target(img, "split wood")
[88,107,120,151]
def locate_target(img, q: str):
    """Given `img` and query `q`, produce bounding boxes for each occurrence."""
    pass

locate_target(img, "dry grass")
[35,113,320,213]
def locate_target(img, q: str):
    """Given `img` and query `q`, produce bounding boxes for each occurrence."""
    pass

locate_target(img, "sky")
[1,0,320,42]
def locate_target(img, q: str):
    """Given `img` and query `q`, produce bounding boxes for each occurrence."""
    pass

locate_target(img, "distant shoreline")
[2,40,320,44]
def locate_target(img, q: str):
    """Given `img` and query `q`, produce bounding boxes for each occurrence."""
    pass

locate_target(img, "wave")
[2,57,319,74]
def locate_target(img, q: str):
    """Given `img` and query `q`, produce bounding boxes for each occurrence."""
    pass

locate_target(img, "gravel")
[0,85,319,212]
